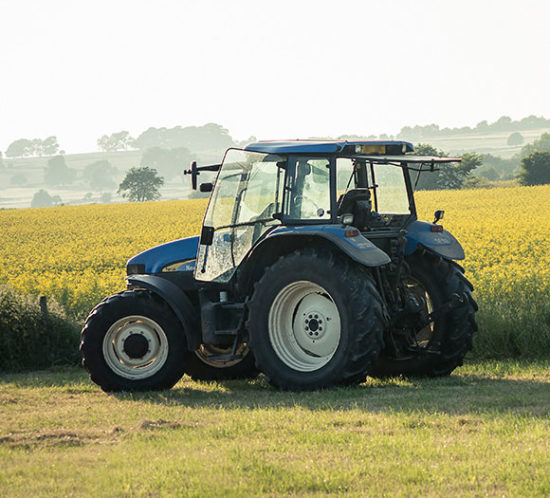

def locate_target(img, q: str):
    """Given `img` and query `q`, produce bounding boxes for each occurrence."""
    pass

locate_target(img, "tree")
[520,132,550,158]
[118,167,164,201]
[413,144,481,190]
[44,155,76,186]
[6,139,34,157]
[507,132,524,146]
[0,151,4,169]
[84,160,117,191]
[41,136,60,156]
[517,152,550,186]
[97,131,134,152]
[132,123,234,153]
[31,189,62,208]
[5,137,60,157]
[478,166,499,181]
[140,146,194,179]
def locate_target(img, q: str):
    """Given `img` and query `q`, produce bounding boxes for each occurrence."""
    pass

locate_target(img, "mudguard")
[126,235,199,274]
[405,220,465,260]
[264,225,391,267]
[126,274,200,350]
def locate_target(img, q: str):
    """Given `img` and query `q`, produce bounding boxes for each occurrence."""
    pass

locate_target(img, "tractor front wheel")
[80,290,187,391]
[247,249,385,390]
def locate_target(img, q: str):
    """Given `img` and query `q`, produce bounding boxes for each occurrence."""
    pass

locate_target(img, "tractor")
[80,140,478,391]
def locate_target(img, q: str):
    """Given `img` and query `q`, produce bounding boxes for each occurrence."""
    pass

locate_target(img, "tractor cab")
[190,140,460,287]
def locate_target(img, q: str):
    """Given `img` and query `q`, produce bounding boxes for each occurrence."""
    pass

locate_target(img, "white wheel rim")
[268,281,341,372]
[102,315,169,380]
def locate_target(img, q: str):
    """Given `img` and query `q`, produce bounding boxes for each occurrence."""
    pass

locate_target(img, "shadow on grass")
[2,363,549,417]
[113,369,550,417]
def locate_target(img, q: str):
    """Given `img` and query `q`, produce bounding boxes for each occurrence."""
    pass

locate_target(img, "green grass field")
[1,361,549,496]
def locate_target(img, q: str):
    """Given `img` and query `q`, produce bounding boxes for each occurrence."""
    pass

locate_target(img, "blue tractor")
[80,140,477,391]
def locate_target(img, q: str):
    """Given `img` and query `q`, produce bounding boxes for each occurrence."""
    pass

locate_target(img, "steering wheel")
[294,195,323,217]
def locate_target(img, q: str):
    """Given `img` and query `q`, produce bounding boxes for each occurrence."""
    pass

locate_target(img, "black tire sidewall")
[81,291,187,391]
[249,254,368,389]
[371,253,475,377]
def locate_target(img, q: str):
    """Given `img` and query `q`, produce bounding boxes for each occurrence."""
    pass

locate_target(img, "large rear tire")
[184,344,258,381]
[80,290,187,392]
[371,253,478,378]
[247,249,385,390]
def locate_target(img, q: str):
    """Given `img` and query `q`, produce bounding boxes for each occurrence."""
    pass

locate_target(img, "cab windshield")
[196,149,284,282]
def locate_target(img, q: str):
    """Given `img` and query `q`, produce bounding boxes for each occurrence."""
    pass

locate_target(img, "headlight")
[126,263,145,275]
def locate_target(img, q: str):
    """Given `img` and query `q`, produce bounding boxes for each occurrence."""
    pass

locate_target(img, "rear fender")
[265,225,391,267]
[126,274,200,351]
[405,220,465,260]
[237,225,391,294]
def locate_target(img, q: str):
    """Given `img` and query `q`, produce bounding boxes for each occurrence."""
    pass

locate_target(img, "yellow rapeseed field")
[1,185,549,356]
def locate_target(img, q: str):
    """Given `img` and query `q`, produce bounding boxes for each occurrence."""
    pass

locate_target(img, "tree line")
[397,115,550,140]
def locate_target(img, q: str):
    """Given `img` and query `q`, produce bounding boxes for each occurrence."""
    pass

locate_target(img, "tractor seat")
[337,188,372,230]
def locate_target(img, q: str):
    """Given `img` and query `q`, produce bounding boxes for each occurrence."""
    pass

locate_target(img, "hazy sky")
[1,0,549,153]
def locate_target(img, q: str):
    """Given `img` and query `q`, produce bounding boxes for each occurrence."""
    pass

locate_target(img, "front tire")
[247,249,385,390]
[371,253,478,378]
[80,290,187,391]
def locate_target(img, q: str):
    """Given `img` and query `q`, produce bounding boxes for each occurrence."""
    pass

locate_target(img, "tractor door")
[195,150,284,283]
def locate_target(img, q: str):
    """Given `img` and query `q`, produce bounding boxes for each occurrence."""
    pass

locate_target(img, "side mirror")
[183,161,199,190]
[433,209,445,224]
[200,182,213,193]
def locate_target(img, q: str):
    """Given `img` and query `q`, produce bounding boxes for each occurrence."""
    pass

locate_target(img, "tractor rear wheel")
[370,253,477,378]
[80,290,187,391]
[184,344,258,381]
[247,249,385,390]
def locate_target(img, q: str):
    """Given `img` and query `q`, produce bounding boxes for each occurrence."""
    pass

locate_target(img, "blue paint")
[126,235,200,274]
[243,140,414,155]
[405,220,465,260]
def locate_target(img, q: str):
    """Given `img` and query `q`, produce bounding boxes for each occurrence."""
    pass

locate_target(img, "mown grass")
[1,361,549,496]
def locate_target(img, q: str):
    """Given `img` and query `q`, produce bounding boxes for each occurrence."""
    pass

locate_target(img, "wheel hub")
[123,333,149,359]
[304,312,325,338]
[102,315,169,380]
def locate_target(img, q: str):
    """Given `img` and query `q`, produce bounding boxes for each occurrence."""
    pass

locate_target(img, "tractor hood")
[126,235,200,275]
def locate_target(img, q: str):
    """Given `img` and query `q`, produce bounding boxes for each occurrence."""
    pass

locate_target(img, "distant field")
[0,184,549,357]
[1,127,549,208]
[0,150,196,209]
[422,127,550,158]
[1,361,549,496]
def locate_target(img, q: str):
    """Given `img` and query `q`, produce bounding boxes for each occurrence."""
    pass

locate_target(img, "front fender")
[126,274,200,351]
[265,225,391,267]
[127,235,200,274]
[405,220,465,260]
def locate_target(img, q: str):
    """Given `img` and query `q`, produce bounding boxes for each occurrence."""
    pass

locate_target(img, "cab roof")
[243,140,414,155]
